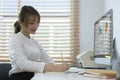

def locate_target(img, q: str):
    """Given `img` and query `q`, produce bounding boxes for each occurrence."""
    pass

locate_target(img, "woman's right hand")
[44,63,69,72]
[56,63,69,72]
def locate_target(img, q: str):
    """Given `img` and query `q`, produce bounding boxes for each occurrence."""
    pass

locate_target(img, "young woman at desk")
[8,5,69,80]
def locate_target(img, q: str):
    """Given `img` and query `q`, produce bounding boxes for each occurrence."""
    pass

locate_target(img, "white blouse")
[8,32,55,76]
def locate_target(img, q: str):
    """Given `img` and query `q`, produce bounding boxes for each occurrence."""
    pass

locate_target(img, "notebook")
[84,69,116,79]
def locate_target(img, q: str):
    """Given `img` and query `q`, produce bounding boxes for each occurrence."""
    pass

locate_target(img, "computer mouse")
[65,67,85,73]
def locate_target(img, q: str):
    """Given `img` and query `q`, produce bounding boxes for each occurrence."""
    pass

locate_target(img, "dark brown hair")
[14,5,40,33]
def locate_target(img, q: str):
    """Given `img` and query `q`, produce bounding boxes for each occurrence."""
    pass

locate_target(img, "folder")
[84,69,116,79]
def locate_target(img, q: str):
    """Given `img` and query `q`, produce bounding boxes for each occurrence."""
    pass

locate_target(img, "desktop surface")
[31,72,115,80]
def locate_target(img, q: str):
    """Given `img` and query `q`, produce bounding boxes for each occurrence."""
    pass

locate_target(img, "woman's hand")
[56,63,69,72]
[44,63,69,72]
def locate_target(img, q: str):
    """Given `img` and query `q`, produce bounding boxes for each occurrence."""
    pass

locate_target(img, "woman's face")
[21,15,40,37]
[27,15,39,34]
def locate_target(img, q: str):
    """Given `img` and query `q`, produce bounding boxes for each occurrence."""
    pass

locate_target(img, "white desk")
[31,72,115,80]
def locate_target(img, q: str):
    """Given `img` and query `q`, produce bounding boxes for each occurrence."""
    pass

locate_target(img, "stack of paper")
[84,69,116,79]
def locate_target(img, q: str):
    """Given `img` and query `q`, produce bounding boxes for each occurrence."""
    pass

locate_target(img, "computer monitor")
[93,9,113,69]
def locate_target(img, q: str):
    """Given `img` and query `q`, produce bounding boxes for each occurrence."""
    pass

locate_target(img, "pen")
[61,51,64,62]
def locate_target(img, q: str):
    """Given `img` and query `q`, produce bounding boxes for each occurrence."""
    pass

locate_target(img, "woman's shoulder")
[9,33,22,42]
[10,33,19,39]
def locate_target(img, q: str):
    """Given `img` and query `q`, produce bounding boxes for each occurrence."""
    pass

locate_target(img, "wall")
[79,0,105,53]
[105,0,120,38]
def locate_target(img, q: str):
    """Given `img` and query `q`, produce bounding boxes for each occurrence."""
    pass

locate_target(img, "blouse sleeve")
[9,35,45,73]
[37,43,55,64]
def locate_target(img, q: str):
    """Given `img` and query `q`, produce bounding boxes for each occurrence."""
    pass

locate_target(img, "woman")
[9,5,69,80]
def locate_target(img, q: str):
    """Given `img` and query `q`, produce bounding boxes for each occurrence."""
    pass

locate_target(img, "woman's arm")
[38,42,69,72]
[38,44,55,64]
[9,36,45,73]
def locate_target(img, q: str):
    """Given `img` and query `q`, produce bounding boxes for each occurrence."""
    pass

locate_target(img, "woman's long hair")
[14,5,40,33]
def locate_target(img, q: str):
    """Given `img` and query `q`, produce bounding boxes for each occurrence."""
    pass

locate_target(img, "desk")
[31,72,115,80]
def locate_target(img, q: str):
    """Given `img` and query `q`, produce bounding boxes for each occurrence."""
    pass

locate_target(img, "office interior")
[0,0,120,79]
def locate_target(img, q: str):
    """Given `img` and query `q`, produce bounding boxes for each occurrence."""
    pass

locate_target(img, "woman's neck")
[21,31,30,39]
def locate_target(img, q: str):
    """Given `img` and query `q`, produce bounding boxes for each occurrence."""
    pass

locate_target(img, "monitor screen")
[94,9,113,68]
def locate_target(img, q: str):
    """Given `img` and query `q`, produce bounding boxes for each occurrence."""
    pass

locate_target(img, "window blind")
[0,0,79,65]
[0,0,18,63]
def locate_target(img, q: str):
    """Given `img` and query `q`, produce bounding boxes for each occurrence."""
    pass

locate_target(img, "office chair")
[0,63,11,80]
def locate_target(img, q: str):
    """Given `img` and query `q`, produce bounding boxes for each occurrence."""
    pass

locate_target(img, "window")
[0,0,79,65]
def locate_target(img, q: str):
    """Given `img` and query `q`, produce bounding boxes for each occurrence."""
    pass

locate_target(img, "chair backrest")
[0,63,11,80]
